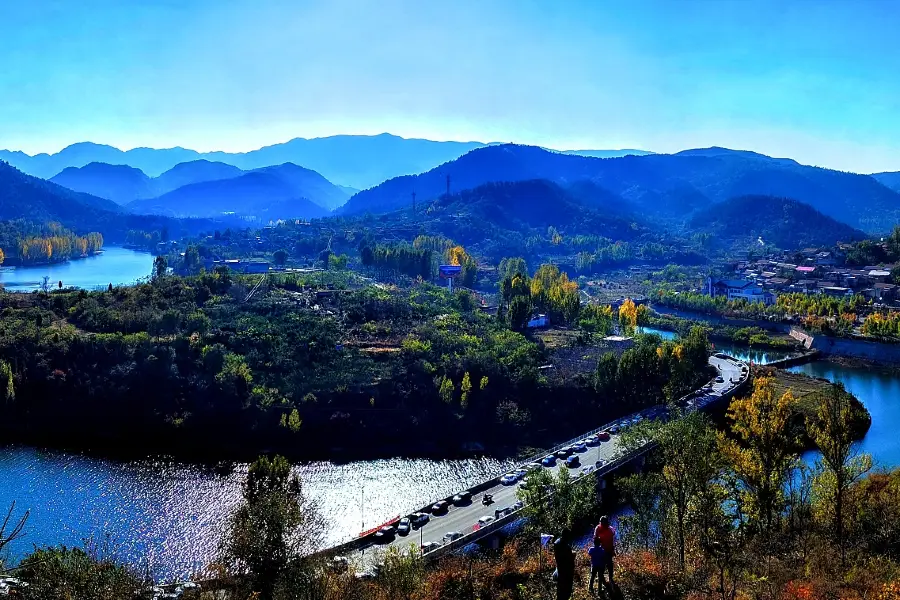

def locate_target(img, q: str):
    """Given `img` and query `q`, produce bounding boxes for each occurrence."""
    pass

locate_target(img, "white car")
[500,473,518,485]
[477,515,495,527]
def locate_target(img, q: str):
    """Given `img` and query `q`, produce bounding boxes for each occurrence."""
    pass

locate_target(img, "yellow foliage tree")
[619,298,638,333]
[719,376,799,532]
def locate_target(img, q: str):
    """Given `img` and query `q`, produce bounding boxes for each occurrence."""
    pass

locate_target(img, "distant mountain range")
[0,134,651,190]
[339,144,900,233]
[127,163,339,220]
[873,172,900,193]
[50,160,349,217]
[0,161,212,242]
[690,195,867,249]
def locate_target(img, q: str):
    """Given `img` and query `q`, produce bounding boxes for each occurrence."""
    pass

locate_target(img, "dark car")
[555,448,570,459]
[452,491,472,506]
[374,525,395,542]
[598,430,611,441]
[431,500,449,515]
[565,455,580,468]
[396,517,411,536]
[541,455,557,467]
[410,512,430,528]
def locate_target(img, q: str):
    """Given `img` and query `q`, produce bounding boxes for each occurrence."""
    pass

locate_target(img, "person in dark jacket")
[553,529,575,600]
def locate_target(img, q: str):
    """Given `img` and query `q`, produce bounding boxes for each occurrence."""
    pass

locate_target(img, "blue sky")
[1,0,899,173]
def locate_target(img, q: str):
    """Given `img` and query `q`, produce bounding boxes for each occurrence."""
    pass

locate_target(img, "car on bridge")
[396,517,411,536]
[573,441,588,453]
[541,455,557,466]
[500,473,518,485]
[410,512,430,528]
[431,500,449,514]
[443,531,463,543]
[452,491,472,506]
[565,455,580,468]
[477,516,495,528]
[374,525,395,542]
[555,448,571,459]
[421,541,442,553]
[598,430,611,441]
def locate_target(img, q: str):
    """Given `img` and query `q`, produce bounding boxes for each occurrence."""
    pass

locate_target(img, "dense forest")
[0,221,104,265]
[0,267,710,460]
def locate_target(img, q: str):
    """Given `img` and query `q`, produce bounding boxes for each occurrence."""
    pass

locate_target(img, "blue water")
[0,246,153,291]
[788,362,900,470]
[638,327,792,365]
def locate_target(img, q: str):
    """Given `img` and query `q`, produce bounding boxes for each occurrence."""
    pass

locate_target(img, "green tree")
[273,249,288,267]
[508,296,532,331]
[16,545,143,600]
[222,455,322,600]
[808,383,873,565]
[517,467,599,535]
[183,244,200,273]
[153,255,168,281]
[460,371,473,408]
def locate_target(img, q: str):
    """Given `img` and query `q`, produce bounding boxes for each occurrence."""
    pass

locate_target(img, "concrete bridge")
[327,354,749,567]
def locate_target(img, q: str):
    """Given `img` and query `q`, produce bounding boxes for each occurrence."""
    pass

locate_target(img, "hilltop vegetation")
[340,144,900,232]
[689,194,867,248]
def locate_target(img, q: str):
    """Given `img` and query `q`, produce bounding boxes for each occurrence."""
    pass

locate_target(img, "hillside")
[0,161,222,243]
[128,170,332,220]
[49,162,154,205]
[873,171,900,193]
[153,160,244,196]
[339,144,900,232]
[362,179,659,262]
[689,195,867,248]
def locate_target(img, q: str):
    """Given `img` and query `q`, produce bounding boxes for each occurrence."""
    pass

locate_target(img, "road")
[356,354,745,565]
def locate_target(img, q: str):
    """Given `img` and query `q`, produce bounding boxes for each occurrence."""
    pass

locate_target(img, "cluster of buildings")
[708,248,899,305]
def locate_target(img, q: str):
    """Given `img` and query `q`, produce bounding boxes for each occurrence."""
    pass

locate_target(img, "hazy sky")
[2,0,899,172]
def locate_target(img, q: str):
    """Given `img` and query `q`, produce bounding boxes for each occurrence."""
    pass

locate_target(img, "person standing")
[594,515,616,585]
[587,539,607,595]
[553,529,575,600]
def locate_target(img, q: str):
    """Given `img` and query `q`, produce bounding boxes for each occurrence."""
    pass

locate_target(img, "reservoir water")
[0,448,515,579]
[0,246,153,291]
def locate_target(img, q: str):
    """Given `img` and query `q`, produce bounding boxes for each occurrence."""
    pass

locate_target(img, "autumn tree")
[619,298,639,334]
[719,377,800,534]
[808,383,872,565]
[517,467,599,535]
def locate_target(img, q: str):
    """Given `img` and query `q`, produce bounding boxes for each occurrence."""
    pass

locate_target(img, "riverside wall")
[790,327,900,363]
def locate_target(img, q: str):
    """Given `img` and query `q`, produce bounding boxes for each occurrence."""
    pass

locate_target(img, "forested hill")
[873,171,900,193]
[0,160,123,221]
[689,195,867,249]
[127,166,338,220]
[338,144,900,232]
[50,162,155,205]
[0,161,214,243]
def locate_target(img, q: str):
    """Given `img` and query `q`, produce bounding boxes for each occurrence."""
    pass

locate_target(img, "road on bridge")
[354,355,745,567]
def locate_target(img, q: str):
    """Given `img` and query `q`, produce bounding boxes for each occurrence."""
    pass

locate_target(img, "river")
[0,246,153,291]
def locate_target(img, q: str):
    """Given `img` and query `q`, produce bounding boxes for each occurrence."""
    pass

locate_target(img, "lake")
[0,448,516,580]
[789,361,900,470]
[0,246,153,291]
[637,327,793,365]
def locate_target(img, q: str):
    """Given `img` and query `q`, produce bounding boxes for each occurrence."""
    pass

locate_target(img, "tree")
[508,296,532,331]
[517,467,599,535]
[273,249,288,267]
[619,298,639,333]
[16,545,143,600]
[808,383,872,565]
[498,257,528,280]
[0,501,28,556]
[153,255,168,281]
[0,360,14,405]
[719,377,799,534]
[183,244,200,273]
[222,455,323,600]
[327,253,348,270]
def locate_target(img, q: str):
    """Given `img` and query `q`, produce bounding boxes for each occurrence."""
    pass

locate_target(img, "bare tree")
[0,501,29,557]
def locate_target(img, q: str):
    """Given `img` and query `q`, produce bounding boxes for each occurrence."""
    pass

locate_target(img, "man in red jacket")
[593,515,616,585]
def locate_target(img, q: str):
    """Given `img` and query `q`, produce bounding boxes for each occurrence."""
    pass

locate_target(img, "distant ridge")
[338,144,900,232]
[1,134,652,189]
